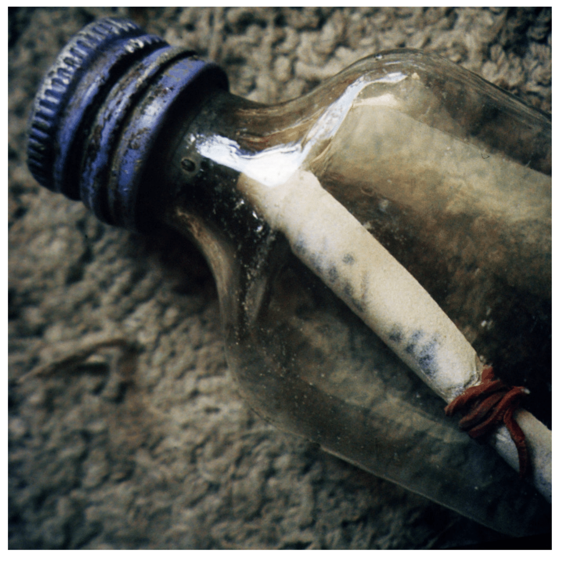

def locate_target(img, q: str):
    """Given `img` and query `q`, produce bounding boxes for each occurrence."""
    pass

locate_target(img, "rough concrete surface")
[8,7,551,549]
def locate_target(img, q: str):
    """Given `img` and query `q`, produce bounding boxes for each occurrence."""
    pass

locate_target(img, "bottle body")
[159,51,551,535]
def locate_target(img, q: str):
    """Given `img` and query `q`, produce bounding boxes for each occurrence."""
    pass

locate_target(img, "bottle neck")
[153,88,283,316]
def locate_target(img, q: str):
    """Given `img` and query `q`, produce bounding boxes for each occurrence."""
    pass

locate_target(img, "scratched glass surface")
[159,51,551,536]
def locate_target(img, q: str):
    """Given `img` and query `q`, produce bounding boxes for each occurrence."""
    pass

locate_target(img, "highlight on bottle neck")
[27,17,228,231]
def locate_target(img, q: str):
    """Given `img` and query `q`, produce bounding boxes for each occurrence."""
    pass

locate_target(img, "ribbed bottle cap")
[27,18,228,231]
[27,18,166,198]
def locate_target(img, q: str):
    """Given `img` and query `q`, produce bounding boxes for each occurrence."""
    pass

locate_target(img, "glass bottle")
[27,18,551,536]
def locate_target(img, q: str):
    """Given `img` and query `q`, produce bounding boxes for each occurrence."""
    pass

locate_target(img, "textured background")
[8,7,551,549]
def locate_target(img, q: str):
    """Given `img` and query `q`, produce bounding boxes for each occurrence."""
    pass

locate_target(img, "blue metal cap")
[27,17,228,230]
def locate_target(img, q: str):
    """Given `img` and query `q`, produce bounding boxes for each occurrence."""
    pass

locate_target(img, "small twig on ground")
[19,334,135,384]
